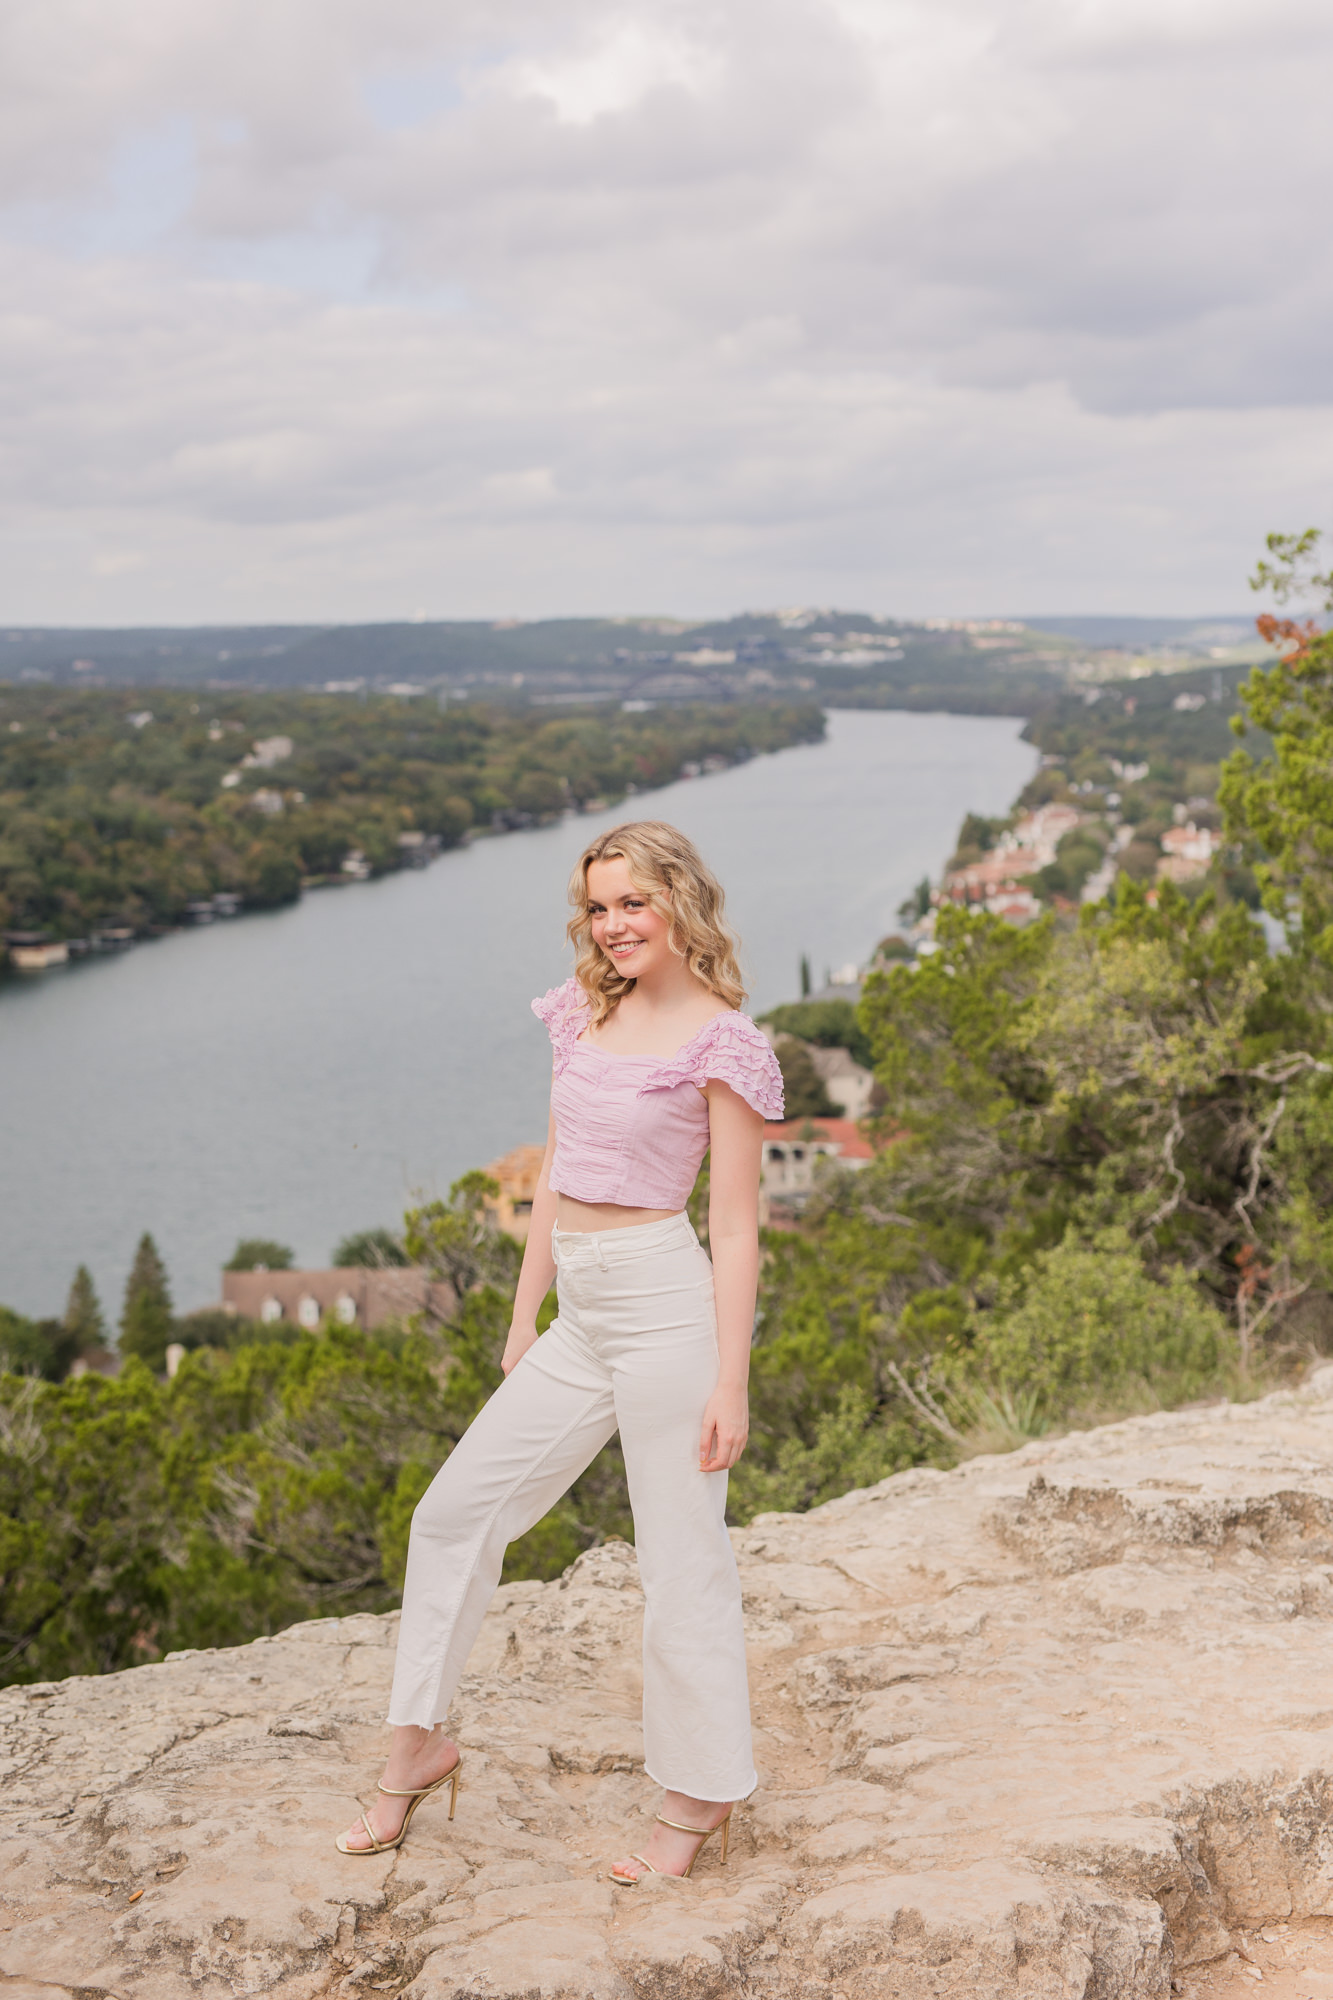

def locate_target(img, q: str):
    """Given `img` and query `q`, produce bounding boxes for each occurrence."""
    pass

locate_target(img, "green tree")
[174,1307,274,1351]
[1221,528,1333,961]
[948,811,1005,869]
[857,882,1330,1366]
[0,1308,58,1379]
[119,1234,174,1372]
[63,1266,106,1357]
[0,1367,178,1680]
[729,1385,917,1519]
[760,997,873,1068]
[333,1227,409,1268]
[898,876,931,924]
[772,1037,838,1119]
[225,1238,294,1271]
[960,1226,1228,1411]
[404,1173,521,1298]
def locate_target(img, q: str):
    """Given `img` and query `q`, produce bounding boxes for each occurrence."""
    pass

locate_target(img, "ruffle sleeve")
[531,976,590,1075]
[642,1011,785,1122]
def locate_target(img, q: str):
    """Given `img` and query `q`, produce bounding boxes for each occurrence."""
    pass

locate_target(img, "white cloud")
[503,20,719,125]
[0,0,1330,621]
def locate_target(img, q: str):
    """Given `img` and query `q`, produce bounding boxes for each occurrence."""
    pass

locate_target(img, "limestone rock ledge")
[10,1372,1333,1999]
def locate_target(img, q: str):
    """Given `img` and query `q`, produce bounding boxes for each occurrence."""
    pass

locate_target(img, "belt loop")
[595,1235,609,1271]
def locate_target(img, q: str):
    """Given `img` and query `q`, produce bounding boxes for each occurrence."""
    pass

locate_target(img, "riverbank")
[0,688,823,970]
[0,710,1037,1318]
[817,656,1261,976]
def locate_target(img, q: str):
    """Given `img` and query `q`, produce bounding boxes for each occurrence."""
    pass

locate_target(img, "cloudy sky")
[2,0,1330,624]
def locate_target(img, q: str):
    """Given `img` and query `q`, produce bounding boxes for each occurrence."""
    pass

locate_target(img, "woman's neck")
[622,957,709,1017]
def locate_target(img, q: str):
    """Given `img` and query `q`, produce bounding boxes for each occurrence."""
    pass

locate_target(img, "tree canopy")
[0,688,822,944]
[225,1239,294,1272]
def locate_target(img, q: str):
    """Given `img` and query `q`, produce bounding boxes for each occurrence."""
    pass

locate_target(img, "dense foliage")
[0,688,822,942]
[769,1037,838,1118]
[758,997,873,1068]
[0,1181,622,1687]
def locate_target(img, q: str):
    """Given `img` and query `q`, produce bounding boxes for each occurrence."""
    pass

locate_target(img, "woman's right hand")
[501,1326,538,1375]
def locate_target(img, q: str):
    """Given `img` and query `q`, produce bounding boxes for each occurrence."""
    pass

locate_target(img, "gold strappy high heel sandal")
[609,1809,732,1886]
[334,1754,462,1856]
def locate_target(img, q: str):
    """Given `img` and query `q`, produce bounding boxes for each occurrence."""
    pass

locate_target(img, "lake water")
[0,708,1036,1319]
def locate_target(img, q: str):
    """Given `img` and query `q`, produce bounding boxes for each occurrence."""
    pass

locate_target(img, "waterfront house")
[1158,822,1222,884]
[807,1043,876,1121]
[396,830,443,867]
[68,1347,120,1380]
[945,804,1084,909]
[3,932,69,971]
[758,1024,876,1122]
[938,859,1043,923]
[760,1116,874,1223]
[220,1267,454,1329]
[1002,803,1081,862]
[241,735,294,769]
[482,1143,547,1240]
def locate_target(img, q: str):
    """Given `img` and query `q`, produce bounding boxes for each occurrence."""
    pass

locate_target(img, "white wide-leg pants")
[387,1212,756,1802]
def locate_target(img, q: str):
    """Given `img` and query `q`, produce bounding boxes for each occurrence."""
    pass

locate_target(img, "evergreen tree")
[119,1234,174,1372]
[63,1266,106,1357]
[772,1036,838,1119]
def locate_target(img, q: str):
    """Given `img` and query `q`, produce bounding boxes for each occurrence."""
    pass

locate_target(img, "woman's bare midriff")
[556,1195,683,1233]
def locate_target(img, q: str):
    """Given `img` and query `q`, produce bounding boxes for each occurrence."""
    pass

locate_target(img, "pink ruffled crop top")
[532,976,785,1210]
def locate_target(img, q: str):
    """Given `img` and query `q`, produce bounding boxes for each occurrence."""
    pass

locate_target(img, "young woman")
[337,820,783,1883]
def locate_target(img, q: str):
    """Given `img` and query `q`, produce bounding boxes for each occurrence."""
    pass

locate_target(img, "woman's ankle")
[384,1724,450,1777]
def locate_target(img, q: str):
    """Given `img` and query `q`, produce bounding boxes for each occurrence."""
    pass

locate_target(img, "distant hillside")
[1020,613,1257,650]
[1,612,1076,712]
[3,609,1269,713]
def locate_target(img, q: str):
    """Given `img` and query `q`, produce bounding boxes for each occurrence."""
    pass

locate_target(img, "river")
[0,708,1037,1318]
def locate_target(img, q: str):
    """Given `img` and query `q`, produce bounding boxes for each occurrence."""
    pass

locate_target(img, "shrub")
[332,1227,409,1268]
[962,1227,1230,1408]
[225,1239,295,1272]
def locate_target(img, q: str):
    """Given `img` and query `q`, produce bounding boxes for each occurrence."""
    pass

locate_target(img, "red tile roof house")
[220,1267,454,1331]
[760,1117,876,1226]
[1157,821,1224,884]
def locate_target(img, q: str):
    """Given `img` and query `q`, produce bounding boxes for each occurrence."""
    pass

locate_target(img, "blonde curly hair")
[567,820,746,1026]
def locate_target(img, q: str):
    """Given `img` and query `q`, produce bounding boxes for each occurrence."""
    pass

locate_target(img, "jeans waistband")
[552,1211,696,1269]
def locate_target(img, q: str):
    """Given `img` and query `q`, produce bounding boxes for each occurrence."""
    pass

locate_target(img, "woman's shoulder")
[689,1006,773,1056]
[531,973,584,1024]
[532,976,590,1067]
[651,1008,785,1120]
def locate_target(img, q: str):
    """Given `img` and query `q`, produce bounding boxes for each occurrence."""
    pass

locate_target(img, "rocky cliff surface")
[10,1374,1333,2000]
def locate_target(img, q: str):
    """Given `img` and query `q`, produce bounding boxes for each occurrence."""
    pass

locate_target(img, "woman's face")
[585,856,671,979]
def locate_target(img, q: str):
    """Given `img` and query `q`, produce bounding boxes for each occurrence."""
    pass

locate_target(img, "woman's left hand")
[699,1383,749,1472]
